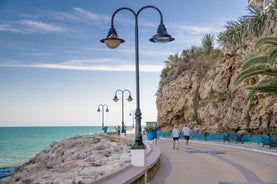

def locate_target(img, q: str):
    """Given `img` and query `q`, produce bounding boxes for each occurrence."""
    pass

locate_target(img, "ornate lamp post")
[113,89,133,133]
[101,5,174,149]
[97,104,109,131]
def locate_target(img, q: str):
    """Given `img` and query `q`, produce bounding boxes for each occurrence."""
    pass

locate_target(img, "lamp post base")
[131,148,146,167]
[131,142,146,149]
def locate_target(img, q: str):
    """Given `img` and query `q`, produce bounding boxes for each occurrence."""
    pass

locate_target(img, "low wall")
[97,135,161,184]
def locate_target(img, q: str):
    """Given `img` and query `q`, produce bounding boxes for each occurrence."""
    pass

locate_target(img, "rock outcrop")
[0,134,131,184]
[156,10,277,134]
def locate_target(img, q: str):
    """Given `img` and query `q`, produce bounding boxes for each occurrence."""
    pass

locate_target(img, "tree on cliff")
[160,53,180,79]
[217,7,266,48]
[202,34,215,55]
[234,36,277,103]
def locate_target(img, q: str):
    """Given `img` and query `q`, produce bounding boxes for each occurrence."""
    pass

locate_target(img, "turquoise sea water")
[0,126,103,168]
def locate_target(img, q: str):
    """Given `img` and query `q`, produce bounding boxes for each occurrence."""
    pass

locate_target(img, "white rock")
[1,134,131,183]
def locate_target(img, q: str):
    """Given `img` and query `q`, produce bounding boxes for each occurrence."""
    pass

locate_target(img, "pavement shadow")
[150,152,172,184]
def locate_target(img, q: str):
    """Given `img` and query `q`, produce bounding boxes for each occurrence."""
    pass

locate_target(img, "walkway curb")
[95,137,161,184]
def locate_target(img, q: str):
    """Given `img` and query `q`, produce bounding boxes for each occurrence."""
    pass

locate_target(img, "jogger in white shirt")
[182,124,190,148]
[172,125,180,150]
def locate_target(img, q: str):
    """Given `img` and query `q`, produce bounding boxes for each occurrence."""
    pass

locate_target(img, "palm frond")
[217,32,228,46]
[202,34,215,55]
[256,37,277,48]
[248,85,277,93]
[246,7,265,36]
[269,49,277,64]
[244,77,277,103]
[234,65,277,85]
[242,56,268,70]
[236,36,277,104]
[244,90,256,104]
[247,77,277,93]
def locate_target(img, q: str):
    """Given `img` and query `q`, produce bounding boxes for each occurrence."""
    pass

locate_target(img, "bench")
[262,135,277,149]
[223,133,244,143]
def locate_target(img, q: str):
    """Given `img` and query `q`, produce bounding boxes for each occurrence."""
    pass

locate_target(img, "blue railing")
[157,131,269,145]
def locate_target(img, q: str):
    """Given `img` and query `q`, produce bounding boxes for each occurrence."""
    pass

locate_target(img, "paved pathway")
[150,138,277,184]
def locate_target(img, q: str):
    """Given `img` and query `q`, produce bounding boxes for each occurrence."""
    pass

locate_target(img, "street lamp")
[101,5,174,149]
[113,89,133,133]
[97,104,109,131]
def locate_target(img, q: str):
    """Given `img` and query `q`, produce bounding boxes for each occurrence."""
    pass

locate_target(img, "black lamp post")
[101,5,174,149]
[97,104,109,130]
[113,89,133,133]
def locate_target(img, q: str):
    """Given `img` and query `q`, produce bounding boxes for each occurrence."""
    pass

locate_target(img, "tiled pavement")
[150,138,277,184]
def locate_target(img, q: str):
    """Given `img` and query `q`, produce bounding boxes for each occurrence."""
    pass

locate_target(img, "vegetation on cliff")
[234,36,277,103]
[156,3,277,134]
[160,3,276,87]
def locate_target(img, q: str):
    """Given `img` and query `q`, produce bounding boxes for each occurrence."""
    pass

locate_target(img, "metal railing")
[157,131,270,145]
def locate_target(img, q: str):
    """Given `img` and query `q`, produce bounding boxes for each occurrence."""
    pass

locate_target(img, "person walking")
[116,125,120,136]
[152,124,158,144]
[124,125,127,136]
[182,124,190,148]
[172,124,180,150]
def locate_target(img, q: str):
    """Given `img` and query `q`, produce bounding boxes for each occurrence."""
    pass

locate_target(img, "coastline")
[0,134,132,183]
[2,129,275,183]
[0,126,125,168]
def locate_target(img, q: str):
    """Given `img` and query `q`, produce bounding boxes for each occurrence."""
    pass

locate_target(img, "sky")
[0,0,249,127]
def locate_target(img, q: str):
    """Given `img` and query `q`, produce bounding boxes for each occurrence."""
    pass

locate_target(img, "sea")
[0,126,119,179]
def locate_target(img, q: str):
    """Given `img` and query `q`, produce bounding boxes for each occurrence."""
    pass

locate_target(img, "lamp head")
[105,108,109,112]
[97,108,100,112]
[149,24,174,43]
[127,95,133,102]
[113,95,119,102]
[100,27,125,49]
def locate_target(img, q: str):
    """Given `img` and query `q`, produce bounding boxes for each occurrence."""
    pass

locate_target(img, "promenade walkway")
[150,138,277,184]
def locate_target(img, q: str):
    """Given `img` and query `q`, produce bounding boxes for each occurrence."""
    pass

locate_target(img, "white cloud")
[168,23,225,48]
[0,62,163,72]
[38,10,80,22]
[0,7,109,34]
[88,47,173,57]
[175,25,220,35]
[21,52,56,56]
[0,20,70,34]
[73,8,109,22]
[0,24,25,33]
[20,20,67,33]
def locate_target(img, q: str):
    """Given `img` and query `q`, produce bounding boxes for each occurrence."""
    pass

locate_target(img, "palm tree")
[217,6,265,47]
[245,7,265,37]
[234,37,277,103]
[164,53,180,68]
[202,34,215,55]
[160,53,180,80]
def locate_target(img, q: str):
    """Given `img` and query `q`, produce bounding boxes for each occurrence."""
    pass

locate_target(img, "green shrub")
[144,125,153,132]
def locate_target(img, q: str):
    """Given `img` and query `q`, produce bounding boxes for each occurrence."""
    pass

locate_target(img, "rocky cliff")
[156,10,277,134]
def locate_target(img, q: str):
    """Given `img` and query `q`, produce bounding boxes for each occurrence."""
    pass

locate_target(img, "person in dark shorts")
[116,125,120,136]
[152,124,158,144]
[172,124,180,150]
[182,124,190,148]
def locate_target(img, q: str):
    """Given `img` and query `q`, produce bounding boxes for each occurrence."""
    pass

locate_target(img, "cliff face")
[156,11,277,134]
